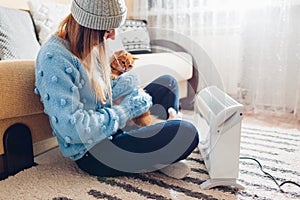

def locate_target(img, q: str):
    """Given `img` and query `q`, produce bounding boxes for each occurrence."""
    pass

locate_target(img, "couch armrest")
[0,60,55,159]
[0,60,44,120]
[132,52,193,99]
[133,52,193,84]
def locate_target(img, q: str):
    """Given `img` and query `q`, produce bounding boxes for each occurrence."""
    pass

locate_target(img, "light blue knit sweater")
[34,35,150,160]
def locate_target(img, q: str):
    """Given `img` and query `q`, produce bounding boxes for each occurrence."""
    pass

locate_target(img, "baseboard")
[33,137,58,156]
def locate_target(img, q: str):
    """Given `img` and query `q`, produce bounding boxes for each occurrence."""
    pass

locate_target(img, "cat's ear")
[133,56,139,60]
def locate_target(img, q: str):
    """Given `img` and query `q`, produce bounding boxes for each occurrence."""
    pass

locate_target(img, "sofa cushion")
[27,0,70,45]
[0,6,40,60]
[133,52,192,83]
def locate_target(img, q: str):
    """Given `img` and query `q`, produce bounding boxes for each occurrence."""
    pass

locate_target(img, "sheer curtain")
[129,0,300,116]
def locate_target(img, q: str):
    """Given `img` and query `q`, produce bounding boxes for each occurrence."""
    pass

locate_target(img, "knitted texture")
[71,0,127,30]
[112,89,152,128]
[34,35,150,160]
[112,70,140,101]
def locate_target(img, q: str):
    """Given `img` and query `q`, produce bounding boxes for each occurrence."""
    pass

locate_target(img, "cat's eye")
[122,61,126,65]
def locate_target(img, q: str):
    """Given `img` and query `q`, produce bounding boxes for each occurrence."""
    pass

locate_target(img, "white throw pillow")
[118,20,152,54]
[0,6,40,60]
[27,0,70,45]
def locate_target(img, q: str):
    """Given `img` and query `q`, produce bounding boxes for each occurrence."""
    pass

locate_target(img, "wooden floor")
[243,111,300,130]
[182,109,300,131]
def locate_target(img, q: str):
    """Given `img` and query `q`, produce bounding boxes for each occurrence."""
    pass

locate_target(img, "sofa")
[0,0,196,179]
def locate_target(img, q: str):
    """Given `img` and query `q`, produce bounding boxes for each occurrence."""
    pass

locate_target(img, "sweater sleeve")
[111,70,140,101]
[35,47,123,145]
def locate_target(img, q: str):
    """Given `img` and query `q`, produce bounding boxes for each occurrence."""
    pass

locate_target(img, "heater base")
[200,178,244,190]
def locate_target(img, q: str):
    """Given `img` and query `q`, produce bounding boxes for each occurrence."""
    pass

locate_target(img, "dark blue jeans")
[76,75,199,177]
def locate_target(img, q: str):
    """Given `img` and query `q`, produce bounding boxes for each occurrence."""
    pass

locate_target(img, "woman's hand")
[121,89,152,118]
[112,89,152,128]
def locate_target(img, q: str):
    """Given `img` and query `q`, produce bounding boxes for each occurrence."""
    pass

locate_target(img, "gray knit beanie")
[71,0,127,30]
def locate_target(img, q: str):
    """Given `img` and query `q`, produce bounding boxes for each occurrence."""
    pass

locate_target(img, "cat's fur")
[110,50,178,127]
[110,50,138,81]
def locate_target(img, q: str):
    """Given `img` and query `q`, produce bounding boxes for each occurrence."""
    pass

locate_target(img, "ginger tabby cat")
[110,50,178,127]
[110,50,151,127]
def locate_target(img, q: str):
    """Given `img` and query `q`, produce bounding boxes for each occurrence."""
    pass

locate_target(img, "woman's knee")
[152,75,178,91]
[164,120,199,148]
[161,75,178,90]
[164,120,199,162]
[179,120,199,145]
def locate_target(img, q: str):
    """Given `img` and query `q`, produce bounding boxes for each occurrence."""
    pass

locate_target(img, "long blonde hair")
[57,14,112,104]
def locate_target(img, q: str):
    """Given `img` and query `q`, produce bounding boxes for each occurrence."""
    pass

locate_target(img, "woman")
[34,0,199,179]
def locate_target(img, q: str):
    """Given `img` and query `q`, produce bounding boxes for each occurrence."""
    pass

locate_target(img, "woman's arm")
[35,49,116,144]
[112,70,140,101]
[35,46,151,145]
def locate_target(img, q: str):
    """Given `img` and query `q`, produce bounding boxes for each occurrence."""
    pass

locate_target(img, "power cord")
[240,156,300,192]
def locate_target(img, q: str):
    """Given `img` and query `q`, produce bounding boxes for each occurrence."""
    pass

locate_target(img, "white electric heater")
[194,86,244,189]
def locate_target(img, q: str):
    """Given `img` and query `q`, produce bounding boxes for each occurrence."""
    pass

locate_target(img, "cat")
[110,50,138,81]
[110,50,178,127]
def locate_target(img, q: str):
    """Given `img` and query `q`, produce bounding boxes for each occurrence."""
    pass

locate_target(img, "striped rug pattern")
[0,124,299,200]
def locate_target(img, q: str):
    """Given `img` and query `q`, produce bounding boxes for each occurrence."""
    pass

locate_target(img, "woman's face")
[104,29,116,40]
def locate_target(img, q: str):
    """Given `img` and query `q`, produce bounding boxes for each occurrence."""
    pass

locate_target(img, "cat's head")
[110,50,138,74]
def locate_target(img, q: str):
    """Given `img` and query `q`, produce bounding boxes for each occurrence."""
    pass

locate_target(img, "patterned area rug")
[0,124,299,200]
